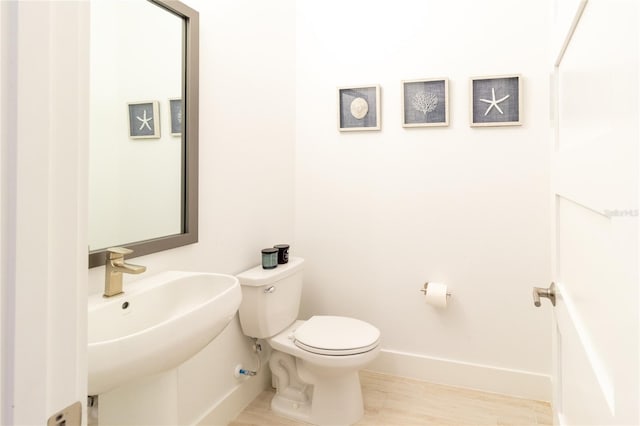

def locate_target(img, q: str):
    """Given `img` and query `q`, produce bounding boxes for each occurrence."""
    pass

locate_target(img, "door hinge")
[47,401,82,426]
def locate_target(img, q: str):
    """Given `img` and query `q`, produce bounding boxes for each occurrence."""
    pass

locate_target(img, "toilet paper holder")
[420,282,451,298]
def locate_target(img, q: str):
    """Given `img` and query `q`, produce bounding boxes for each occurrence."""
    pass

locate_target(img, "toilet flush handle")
[264,286,276,294]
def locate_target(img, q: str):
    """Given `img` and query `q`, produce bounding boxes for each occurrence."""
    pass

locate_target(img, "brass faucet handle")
[103,247,144,298]
[106,247,133,259]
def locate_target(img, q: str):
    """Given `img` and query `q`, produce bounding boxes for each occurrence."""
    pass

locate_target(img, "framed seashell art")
[337,85,381,132]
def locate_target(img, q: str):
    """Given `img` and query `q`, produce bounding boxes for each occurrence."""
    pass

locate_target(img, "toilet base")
[270,392,312,424]
[270,370,364,426]
[269,350,366,425]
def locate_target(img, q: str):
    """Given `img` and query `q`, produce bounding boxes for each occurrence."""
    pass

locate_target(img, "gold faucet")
[104,247,147,297]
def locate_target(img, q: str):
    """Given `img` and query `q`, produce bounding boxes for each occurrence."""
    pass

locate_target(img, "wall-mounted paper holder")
[420,282,452,298]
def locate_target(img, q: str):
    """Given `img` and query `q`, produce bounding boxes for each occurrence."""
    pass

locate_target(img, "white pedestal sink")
[88,271,241,396]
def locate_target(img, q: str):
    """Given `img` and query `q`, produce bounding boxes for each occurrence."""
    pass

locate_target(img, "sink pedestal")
[98,369,178,425]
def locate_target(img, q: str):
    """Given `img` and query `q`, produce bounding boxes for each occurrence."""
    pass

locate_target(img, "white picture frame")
[470,74,522,127]
[337,85,381,132]
[402,78,449,127]
[127,100,161,139]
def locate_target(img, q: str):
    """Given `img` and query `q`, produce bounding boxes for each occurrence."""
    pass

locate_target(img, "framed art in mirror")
[128,101,161,139]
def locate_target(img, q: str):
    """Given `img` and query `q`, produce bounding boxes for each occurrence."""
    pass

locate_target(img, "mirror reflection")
[89,0,183,252]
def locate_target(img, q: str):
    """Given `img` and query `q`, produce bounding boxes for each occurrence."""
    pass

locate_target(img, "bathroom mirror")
[88,0,199,268]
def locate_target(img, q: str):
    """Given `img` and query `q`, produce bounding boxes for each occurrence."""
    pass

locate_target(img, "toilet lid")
[294,316,380,356]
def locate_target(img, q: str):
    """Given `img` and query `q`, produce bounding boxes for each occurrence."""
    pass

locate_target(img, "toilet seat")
[293,316,380,356]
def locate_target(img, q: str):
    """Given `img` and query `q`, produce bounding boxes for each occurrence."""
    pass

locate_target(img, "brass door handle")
[533,282,556,307]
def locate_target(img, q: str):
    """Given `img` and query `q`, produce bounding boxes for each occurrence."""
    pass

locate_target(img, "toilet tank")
[236,257,304,338]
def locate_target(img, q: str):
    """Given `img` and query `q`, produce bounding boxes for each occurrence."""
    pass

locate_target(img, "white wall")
[87,0,296,423]
[88,0,551,419]
[295,0,552,399]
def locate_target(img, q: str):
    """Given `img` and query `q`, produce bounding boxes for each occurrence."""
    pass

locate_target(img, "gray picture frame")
[169,98,183,136]
[470,74,522,127]
[337,85,381,132]
[402,78,449,127]
[128,100,161,138]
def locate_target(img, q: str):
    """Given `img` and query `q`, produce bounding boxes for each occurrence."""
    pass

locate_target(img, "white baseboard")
[194,370,271,426]
[193,349,550,425]
[367,349,551,402]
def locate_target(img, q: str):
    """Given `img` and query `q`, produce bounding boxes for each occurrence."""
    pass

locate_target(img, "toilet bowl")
[268,318,380,425]
[236,258,381,425]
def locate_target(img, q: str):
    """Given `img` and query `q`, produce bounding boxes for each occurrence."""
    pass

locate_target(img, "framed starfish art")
[127,101,161,139]
[337,85,381,132]
[470,75,521,127]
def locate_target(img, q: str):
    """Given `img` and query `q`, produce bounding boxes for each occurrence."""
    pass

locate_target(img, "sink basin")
[88,271,241,395]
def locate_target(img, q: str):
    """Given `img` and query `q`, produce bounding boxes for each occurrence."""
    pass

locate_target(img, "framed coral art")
[402,78,449,127]
[470,74,521,127]
[169,98,183,136]
[337,85,381,131]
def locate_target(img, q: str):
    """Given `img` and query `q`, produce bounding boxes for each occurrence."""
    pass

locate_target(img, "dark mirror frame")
[89,0,199,268]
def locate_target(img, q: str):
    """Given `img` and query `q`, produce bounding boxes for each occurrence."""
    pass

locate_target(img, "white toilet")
[237,257,381,425]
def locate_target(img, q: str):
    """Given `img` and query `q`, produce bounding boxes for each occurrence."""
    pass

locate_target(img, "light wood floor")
[230,370,552,426]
